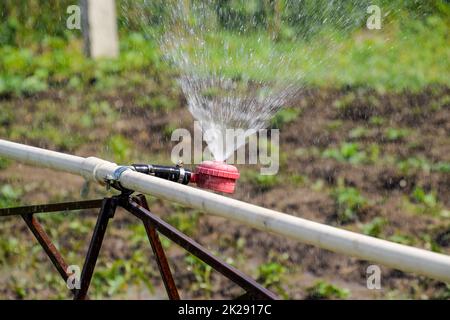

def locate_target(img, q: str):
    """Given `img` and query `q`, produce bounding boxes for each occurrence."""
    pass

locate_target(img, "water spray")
[131,161,240,194]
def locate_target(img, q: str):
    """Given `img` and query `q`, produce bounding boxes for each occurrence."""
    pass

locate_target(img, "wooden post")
[80,0,119,59]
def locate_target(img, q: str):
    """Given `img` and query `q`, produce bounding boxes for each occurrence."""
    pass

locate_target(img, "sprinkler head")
[131,161,239,194]
[193,161,240,194]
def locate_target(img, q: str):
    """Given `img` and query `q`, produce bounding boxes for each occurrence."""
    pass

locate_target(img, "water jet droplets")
[159,1,299,161]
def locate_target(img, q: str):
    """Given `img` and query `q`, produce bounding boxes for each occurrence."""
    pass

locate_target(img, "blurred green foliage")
[0,1,448,93]
[361,217,387,237]
[4,1,446,44]
[322,142,379,165]
[0,31,163,96]
[270,107,301,129]
[185,255,213,298]
[108,134,132,164]
[332,186,368,223]
[242,170,280,191]
[0,185,22,208]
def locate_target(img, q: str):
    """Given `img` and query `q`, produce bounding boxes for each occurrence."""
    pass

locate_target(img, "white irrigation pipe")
[0,138,449,282]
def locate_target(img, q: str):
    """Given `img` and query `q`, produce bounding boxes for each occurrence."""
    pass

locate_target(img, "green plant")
[326,120,343,131]
[397,157,450,175]
[397,156,432,174]
[253,174,279,191]
[167,209,200,236]
[420,233,442,253]
[433,162,450,174]
[185,255,213,298]
[430,94,450,111]
[162,123,177,140]
[384,128,410,142]
[11,276,27,299]
[361,217,387,237]
[270,107,301,129]
[149,95,176,111]
[348,126,370,139]
[368,116,385,126]
[92,252,155,298]
[412,187,437,207]
[322,143,367,164]
[306,280,350,300]
[107,134,132,164]
[333,93,356,111]
[257,261,286,285]
[88,101,118,124]
[256,255,289,299]
[435,284,450,300]
[289,174,308,186]
[409,187,443,216]
[388,233,415,246]
[0,184,22,207]
[0,157,11,170]
[332,186,367,223]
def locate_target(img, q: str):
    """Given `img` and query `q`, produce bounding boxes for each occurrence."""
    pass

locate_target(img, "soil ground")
[0,85,449,299]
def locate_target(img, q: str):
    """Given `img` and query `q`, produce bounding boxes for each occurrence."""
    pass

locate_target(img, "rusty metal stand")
[0,192,277,300]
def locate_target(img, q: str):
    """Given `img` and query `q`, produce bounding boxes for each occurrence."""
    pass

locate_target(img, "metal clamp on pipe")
[105,166,135,193]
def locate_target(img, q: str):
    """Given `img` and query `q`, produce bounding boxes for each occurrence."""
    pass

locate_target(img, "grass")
[302,142,449,176]
[0,157,11,170]
[0,185,22,208]
[270,107,301,129]
[185,255,213,298]
[9,123,86,152]
[388,233,416,246]
[384,128,410,142]
[322,142,380,165]
[166,207,200,236]
[361,217,387,238]
[256,251,290,298]
[0,14,447,99]
[173,15,450,91]
[91,252,155,298]
[0,5,448,300]
[348,126,371,139]
[306,280,350,299]
[0,33,166,97]
[406,186,446,217]
[397,157,450,175]
[332,186,368,224]
[412,187,438,208]
[257,261,288,298]
[242,170,280,191]
[107,134,133,164]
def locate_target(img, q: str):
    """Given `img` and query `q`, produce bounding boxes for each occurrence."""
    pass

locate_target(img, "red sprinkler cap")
[194,161,240,194]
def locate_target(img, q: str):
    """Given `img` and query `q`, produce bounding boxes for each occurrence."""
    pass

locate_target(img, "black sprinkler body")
[132,164,194,185]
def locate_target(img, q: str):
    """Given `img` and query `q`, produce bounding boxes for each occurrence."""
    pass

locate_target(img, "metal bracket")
[104,166,135,194]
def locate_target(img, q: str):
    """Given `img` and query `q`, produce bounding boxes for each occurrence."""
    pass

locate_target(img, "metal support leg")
[21,214,76,294]
[122,197,277,300]
[134,194,180,300]
[74,197,117,300]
